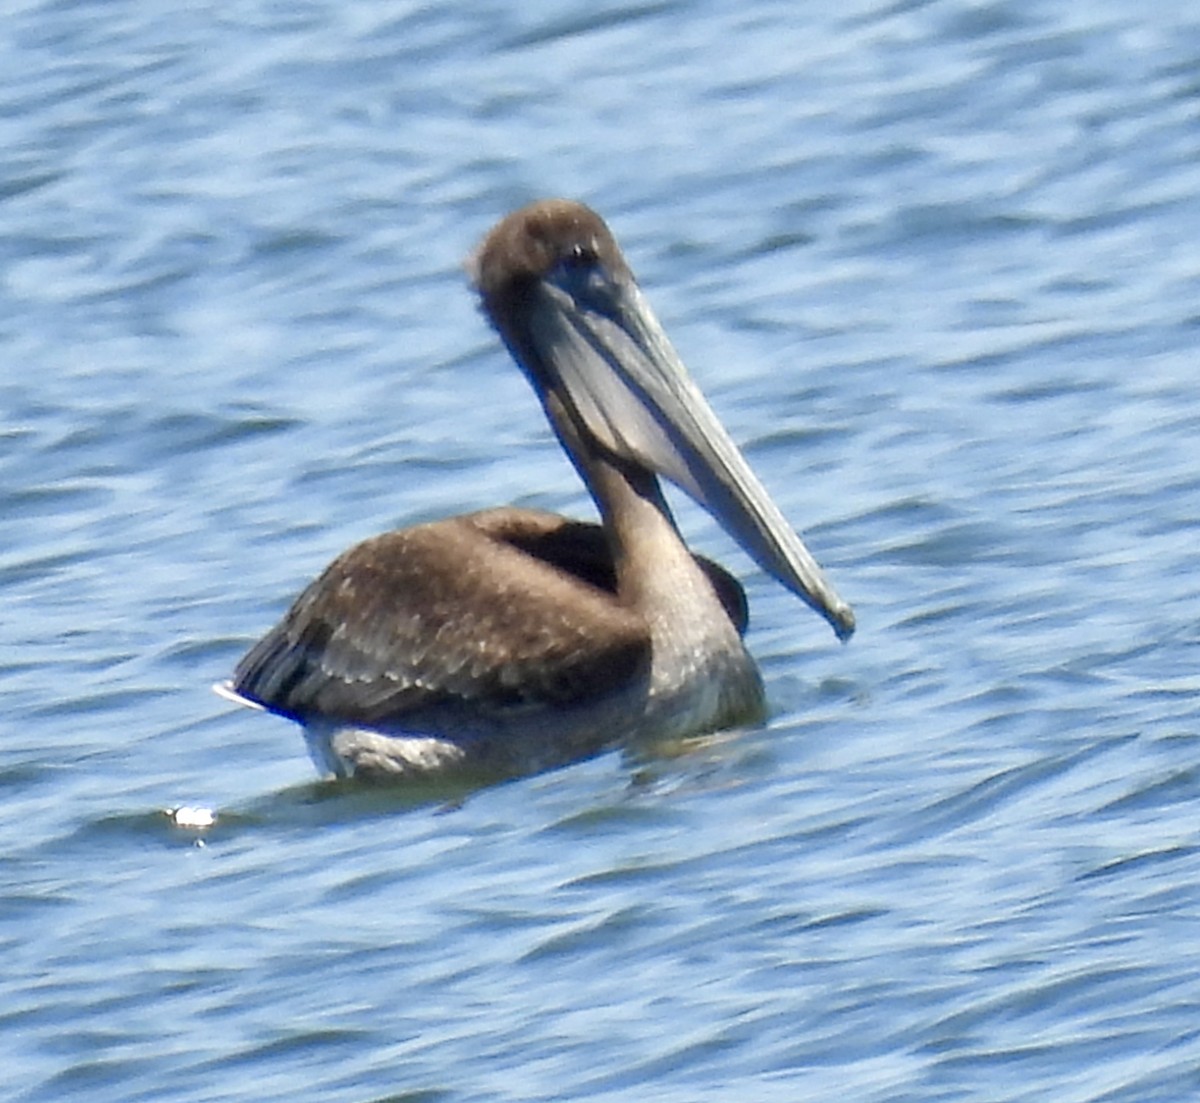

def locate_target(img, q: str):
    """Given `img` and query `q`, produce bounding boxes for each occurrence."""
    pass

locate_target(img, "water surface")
[3,1,1200,1100]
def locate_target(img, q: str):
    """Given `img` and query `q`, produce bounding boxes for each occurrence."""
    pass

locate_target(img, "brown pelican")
[216,199,854,780]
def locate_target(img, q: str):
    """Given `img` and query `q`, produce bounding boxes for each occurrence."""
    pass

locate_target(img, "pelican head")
[471,199,854,641]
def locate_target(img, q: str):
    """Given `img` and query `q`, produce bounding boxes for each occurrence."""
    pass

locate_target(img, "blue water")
[4,0,1200,1099]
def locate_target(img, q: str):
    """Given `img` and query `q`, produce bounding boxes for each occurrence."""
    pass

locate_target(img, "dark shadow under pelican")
[216,199,854,781]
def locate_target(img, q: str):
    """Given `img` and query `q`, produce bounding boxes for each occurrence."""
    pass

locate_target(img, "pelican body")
[219,200,853,780]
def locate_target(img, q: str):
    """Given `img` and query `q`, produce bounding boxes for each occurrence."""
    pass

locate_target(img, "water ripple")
[4,1,1200,1101]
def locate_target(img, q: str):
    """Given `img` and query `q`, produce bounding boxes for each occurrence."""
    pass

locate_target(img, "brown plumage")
[219,199,852,780]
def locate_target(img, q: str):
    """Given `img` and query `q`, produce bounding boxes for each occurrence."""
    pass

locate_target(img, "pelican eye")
[559,240,600,269]
[550,240,621,313]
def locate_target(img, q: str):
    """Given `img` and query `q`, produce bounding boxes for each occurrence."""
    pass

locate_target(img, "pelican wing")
[230,511,650,731]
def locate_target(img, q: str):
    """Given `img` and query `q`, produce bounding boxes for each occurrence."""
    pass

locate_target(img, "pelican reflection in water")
[217,200,854,780]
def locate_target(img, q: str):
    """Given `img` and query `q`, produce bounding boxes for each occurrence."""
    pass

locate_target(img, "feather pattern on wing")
[231,509,656,729]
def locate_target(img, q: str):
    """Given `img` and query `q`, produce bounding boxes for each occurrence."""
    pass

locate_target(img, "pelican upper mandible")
[217,199,854,780]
